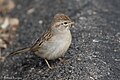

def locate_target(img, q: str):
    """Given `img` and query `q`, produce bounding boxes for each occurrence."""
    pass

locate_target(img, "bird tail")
[0,47,31,62]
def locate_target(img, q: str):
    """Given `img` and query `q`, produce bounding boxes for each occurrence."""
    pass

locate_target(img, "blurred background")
[0,0,120,80]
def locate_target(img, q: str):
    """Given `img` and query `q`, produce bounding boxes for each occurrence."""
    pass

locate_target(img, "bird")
[0,13,74,69]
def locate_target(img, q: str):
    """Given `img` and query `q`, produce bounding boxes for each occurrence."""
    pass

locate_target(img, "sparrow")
[0,13,74,69]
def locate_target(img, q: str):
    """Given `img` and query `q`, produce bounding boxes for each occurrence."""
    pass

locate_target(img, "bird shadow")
[1,52,70,76]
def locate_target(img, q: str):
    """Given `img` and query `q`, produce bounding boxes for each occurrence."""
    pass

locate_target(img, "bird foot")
[58,58,69,64]
[0,57,5,62]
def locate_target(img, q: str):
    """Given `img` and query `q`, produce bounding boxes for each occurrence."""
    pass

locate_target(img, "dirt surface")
[0,0,120,80]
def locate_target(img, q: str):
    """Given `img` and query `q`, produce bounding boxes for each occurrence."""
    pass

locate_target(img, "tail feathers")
[0,47,30,62]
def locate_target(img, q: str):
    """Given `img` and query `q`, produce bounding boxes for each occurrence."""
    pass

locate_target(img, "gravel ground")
[0,0,120,80]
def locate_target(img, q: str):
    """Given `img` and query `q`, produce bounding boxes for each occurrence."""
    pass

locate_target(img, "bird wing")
[30,29,53,52]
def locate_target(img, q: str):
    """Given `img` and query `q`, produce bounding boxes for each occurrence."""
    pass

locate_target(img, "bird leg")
[44,59,52,69]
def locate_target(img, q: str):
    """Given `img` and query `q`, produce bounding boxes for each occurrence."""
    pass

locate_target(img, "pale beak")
[70,21,75,28]
[65,21,75,29]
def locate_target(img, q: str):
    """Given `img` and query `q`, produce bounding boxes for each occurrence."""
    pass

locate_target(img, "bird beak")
[70,21,75,28]
[65,21,75,29]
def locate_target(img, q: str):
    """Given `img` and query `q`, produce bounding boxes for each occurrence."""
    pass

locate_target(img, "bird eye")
[61,22,68,25]
[64,22,67,24]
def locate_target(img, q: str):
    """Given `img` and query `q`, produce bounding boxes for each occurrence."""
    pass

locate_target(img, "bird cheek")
[55,25,59,28]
